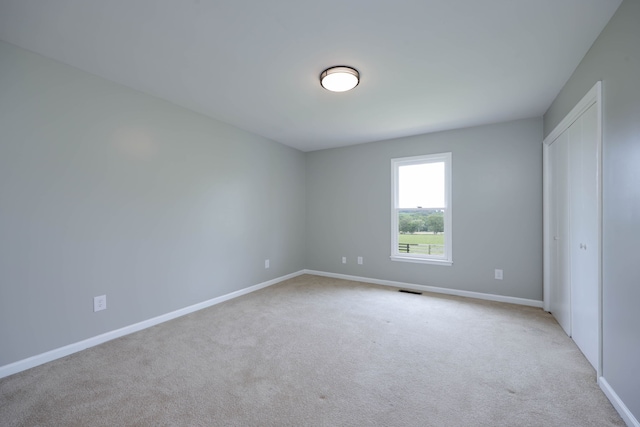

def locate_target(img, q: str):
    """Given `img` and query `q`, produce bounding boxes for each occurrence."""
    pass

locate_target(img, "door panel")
[549,129,571,335]
[570,104,599,369]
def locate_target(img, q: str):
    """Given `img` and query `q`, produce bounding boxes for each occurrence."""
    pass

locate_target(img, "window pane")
[397,209,446,256]
[398,162,445,208]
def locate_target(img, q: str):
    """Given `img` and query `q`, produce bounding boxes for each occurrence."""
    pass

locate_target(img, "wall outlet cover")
[94,295,107,312]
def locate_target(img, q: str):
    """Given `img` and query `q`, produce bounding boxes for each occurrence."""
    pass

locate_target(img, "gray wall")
[544,0,640,419]
[306,118,543,301]
[0,41,306,367]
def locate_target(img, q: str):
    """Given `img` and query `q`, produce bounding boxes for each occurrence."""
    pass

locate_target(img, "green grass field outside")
[398,233,444,245]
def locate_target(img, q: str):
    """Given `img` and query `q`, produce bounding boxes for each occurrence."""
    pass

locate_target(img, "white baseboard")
[0,270,304,379]
[599,377,640,427]
[304,270,544,308]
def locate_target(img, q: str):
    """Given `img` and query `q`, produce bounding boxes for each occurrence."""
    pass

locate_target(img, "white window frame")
[391,153,452,266]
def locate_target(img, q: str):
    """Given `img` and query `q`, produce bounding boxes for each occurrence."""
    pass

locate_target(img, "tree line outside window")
[398,209,444,234]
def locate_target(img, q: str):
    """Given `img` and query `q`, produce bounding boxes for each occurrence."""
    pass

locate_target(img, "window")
[391,153,452,265]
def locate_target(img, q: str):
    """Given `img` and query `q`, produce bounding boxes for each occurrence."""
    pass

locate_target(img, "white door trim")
[543,81,602,377]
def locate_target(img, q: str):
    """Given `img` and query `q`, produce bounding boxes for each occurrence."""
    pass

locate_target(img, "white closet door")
[549,129,572,336]
[545,82,601,375]
[569,103,599,369]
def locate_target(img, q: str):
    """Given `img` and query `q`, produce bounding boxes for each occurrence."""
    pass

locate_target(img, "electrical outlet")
[495,269,503,280]
[357,256,363,265]
[94,295,107,312]
[265,259,270,269]
[342,257,347,264]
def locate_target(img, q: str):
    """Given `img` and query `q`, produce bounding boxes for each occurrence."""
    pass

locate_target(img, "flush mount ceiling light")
[320,66,359,92]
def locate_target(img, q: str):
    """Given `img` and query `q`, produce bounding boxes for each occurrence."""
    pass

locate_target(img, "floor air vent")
[398,289,422,295]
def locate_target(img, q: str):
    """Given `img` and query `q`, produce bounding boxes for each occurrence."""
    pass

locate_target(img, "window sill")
[390,255,453,266]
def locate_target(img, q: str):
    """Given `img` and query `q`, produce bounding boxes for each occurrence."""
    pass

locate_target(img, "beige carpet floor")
[0,274,625,426]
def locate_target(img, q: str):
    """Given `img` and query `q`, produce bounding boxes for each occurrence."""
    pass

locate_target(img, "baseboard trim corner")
[599,376,640,427]
[303,270,543,308]
[0,270,305,379]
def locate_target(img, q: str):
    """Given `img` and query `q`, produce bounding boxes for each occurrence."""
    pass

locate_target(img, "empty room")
[0,0,638,426]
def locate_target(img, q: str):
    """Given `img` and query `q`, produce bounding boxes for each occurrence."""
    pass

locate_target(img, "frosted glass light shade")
[320,66,359,92]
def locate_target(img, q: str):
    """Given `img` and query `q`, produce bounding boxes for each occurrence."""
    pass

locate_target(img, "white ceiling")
[0,0,622,152]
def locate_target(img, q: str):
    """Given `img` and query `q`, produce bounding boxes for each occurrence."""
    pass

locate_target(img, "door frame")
[543,81,602,377]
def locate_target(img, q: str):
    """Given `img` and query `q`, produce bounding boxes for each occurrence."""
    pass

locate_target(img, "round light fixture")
[320,66,359,92]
